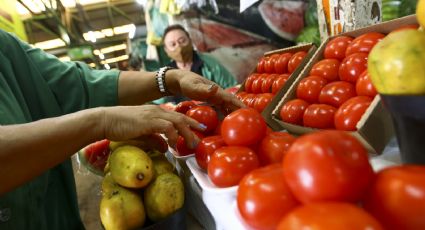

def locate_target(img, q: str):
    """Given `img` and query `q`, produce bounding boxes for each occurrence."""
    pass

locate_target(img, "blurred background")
[2,0,416,82]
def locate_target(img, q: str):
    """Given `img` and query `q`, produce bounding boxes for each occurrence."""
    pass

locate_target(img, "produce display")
[79,137,184,230]
[235,47,311,113]
[181,106,425,230]
[76,7,425,230]
[278,31,387,131]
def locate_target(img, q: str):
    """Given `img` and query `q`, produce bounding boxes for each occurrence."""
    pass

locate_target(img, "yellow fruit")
[417,0,425,29]
[103,156,111,175]
[100,186,146,230]
[109,145,154,188]
[99,197,126,230]
[368,30,425,95]
[144,173,184,222]
[101,172,119,196]
[150,153,175,177]
[109,140,145,152]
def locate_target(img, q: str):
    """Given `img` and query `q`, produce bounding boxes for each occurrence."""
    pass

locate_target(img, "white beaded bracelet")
[156,66,173,94]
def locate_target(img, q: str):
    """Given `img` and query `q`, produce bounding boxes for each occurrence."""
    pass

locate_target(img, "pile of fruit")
[235,49,309,113]
[80,138,184,230]
[172,102,425,230]
[278,23,419,131]
[235,130,425,230]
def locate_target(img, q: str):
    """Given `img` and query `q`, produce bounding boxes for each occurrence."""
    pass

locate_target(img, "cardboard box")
[271,15,418,155]
[237,43,317,130]
[316,0,382,41]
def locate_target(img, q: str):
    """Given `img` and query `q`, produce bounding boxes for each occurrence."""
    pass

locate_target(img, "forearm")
[118,70,182,105]
[0,108,103,195]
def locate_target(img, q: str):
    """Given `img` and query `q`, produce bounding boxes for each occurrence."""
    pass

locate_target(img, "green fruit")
[100,185,146,230]
[109,145,154,188]
[368,30,425,95]
[144,173,184,222]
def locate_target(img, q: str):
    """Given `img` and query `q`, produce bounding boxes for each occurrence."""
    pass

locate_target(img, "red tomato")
[236,91,247,100]
[265,54,279,73]
[241,93,255,107]
[257,57,266,73]
[246,95,257,108]
[195,135,226,171]
[271,73,290,94]
[356,70,378,97]
[296,76,328,104]
[208,146,259,187]
[364,165,425,230]
[334,96,372,131]
[280,99,310,125]
[261,74,278,93]
[221,108,267,146]
[309,59,341,82]
[238,164,300,230]
[258,132,296,165]
[303,104,336,129]
[175,130,205,156]
[277,202,383,230]
[244,73,260,93]
[83,139,111,172]
[174,101,197,114]
[324,35,354,60]
[345,32,386,56]
[283,130,374,203]
[319,81,356,108]
[251,74,266,94]
[339,52,368,83]
[274,52,293,74]
[186,106,219,134]
[288,51,307,73]
[254,93,274,113]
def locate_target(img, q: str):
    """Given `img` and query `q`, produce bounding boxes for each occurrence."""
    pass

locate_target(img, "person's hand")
[167,70,245,114]
[99,105,206,149]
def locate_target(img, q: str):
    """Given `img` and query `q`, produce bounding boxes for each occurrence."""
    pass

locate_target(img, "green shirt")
[0,29,119,229]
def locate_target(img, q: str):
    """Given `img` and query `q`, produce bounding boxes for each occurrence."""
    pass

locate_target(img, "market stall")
[71,1,425,229]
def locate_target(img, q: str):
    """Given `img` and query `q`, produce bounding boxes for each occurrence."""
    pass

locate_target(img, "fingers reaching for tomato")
[186,105,219,134]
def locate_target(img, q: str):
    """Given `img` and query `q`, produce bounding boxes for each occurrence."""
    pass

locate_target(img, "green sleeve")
[9,32,120,113]
[199,53,237,89]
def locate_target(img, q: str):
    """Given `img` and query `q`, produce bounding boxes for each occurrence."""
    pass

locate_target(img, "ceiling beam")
[111,5,133,23]
[28,19,62,39]
[107,1,115,34]
[66,0,136,12]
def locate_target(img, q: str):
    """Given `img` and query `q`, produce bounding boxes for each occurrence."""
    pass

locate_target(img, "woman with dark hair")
[155,24,237,104]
